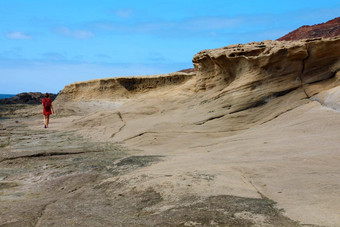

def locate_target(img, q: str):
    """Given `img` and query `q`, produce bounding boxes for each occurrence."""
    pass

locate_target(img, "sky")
[0,0,339,94]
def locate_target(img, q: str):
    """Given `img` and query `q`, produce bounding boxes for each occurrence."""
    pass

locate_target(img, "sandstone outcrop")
[278,17,340,41]
[192,38,340,116]
[55,38,340,133]
[57,72,194,101]
[57,38,340,119]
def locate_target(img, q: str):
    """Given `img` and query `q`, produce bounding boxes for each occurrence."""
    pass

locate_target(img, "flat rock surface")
[0,110,302,227]
[1,97,340,226]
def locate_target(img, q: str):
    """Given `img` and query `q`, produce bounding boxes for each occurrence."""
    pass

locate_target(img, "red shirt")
[42,98,52,115]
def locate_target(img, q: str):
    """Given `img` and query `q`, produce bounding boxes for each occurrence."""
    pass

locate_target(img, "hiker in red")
[42,93,55,128]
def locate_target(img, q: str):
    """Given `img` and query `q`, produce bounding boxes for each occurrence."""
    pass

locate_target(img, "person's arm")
[51,103,55,114]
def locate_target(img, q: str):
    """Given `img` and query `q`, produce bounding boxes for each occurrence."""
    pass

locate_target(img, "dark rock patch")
[278,17,340,41]
[0,92,57,105]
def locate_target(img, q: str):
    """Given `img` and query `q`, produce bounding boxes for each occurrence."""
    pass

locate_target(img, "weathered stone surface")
[0,119,300,226]
[57,72,194,101]
[189,38,340,130]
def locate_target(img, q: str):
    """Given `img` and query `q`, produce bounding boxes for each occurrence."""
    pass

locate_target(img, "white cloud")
[56,27,94,39]
[96,54,111,59]
[42,52,66,61]
[116,9,132,18]
[181,17,242,30]
[92,8,340,40]
[5,31,32,40]
[92,16,248,37]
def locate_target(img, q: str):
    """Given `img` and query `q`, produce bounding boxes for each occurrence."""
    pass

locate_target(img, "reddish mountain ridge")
[278,17,340,41]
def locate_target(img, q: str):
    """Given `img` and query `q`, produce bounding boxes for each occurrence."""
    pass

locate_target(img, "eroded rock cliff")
[57,72,195,101]
[192,38,340,114]
[55,37,340,133]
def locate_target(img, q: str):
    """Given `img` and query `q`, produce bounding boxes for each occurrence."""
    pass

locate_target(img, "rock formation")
[0,92,57,105]
[57,72,194,101]
[191,38,340,125]
[278,17,340,41]
[56,37,340,132]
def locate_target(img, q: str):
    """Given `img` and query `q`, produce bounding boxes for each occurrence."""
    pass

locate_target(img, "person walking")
[42,93,54,128]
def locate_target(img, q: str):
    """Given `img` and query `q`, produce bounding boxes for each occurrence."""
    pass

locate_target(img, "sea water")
[0,94,15,120]
[0,94,15,99]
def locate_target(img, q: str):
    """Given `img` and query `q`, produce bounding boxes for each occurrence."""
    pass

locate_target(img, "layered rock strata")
[54,38,340,135]
[192,38,340,112]
[57,72,195,101]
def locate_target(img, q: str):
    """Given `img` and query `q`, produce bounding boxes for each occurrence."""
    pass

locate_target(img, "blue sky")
[0,0,339,94]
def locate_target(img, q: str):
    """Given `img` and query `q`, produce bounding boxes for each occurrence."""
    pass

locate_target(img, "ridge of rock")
[277,17,340,41]
[55,37,340,133]
[57,72,195,101]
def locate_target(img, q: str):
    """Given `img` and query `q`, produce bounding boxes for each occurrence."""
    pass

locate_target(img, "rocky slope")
[278,17,340,41]
[55,37,340,226]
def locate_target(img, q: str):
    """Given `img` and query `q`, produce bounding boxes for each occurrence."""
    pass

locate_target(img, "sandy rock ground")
[1,88,340,226]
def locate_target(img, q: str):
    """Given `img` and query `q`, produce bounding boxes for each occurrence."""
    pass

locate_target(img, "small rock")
[184,221,201,226]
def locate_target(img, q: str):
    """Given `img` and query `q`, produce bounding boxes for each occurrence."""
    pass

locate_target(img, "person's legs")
[46,115,50,128]
[44,115,47,128]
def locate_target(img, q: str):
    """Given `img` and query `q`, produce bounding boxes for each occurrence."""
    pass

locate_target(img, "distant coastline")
[0,94,15,99]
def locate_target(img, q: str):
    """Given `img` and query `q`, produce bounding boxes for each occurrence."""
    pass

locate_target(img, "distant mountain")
[277,17,340,41]
[177,68,195,73]
[0,92,57,105]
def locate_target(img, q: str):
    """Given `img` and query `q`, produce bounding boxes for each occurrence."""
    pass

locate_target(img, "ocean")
[0,94,15,99]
